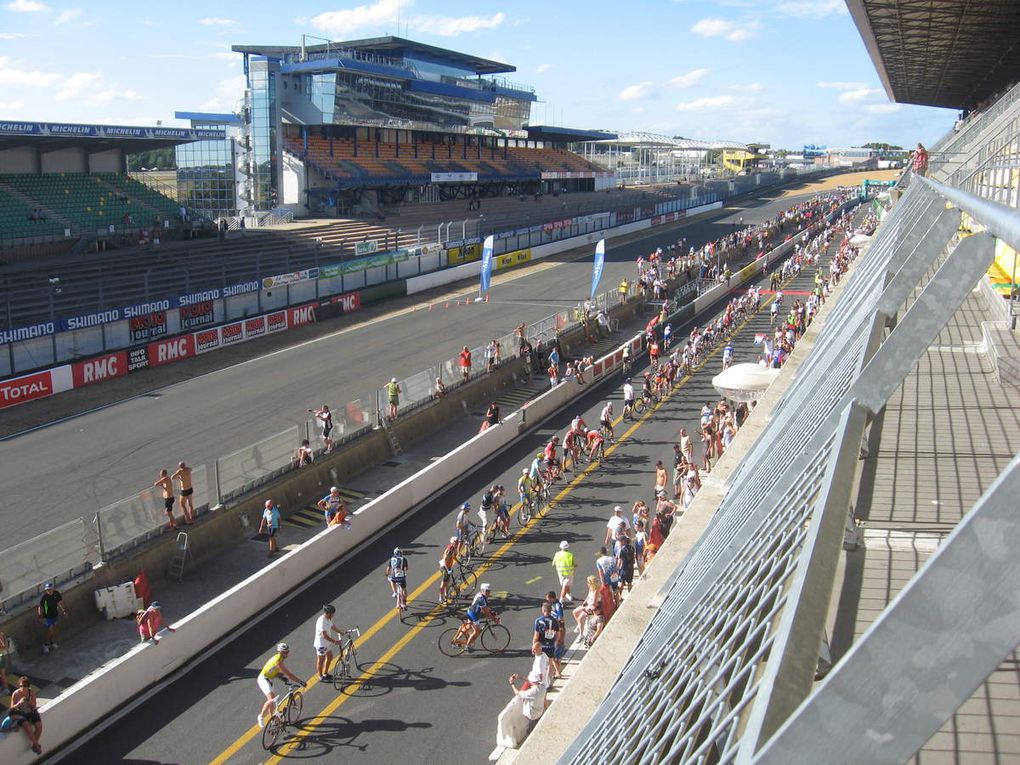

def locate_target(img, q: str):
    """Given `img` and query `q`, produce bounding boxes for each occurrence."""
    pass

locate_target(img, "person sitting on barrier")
[136,601,175,645]
[318,487,350,529]
[294,439,314,468]
[434,377,447,399]
[7,676,43,754]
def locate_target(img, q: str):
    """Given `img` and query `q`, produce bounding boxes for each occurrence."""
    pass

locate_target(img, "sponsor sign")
[262,268,318,289]
[326,292,361,312]
[354,240,380,257]
[148,335,194,367]
[193,327,221,354]
[244,317,267,339]
[266,311,287,333]
[495,248,531,271]
[128,310,168,343]
[0,120,224,141]
[289,303,316,328]
[180,300,215,331]
[0,321,55,345]
[128,346,149,371]
[0,369,54,408]
[431,172,477,183]
[72,352,128,387]
[220,321,244,346]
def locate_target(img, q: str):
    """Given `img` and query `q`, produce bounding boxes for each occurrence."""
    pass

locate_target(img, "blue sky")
[0,0,955,149]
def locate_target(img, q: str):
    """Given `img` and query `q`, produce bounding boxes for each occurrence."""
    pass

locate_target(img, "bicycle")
[442,560,479,606]
[438,618,511,657]
[518,490,536,526]
[261,680,304,750]
[461,523,486,565]
[331,627,361,690]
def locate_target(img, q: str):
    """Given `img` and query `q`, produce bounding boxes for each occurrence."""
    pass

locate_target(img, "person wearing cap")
[551,541,576,602]
[37,583,67,654]
[604,505,630,546]
[259,499,282,556]
[459,345,472,382]
[318,487,350,529]
[508,667,546,725]
[438,536,460,602]
[137,601,175,645]
[463,583,498,649]
[313,604,342,681]
[385,377,400,421]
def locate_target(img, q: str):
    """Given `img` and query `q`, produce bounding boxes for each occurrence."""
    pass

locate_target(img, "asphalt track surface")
[53,196,846,765]
[0,189,818,548]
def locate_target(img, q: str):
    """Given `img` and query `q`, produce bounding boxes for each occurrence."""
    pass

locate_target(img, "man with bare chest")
[153,469,177,531]
[171,462,195,525]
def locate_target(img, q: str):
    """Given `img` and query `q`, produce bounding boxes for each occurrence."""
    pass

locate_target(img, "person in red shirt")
[586,429,606,462]
[459,346,472,382]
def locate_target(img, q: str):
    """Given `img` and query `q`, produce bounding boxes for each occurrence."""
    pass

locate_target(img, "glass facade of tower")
[248,57,279,211]
[175,121,237,217]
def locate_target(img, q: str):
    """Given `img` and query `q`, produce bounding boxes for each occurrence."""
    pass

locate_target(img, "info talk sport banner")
[0,294,357,410]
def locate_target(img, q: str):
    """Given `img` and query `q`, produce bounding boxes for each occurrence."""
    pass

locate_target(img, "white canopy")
[712,363,780,402]
[849,233,872,247]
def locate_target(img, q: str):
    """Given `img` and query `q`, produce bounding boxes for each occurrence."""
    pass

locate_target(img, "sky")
[0,0,956,149]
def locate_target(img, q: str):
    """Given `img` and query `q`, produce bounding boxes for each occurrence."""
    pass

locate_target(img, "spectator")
[485,401,501,428]
[434,377,447,399]
[136,601,175,645]
[38,582,67,654]
[496,669,547,748]
[485,339,497,372]
[318,487,350,529]
[654,460,668,501]
[532,601,563,681]
[309,404,334,452]
[259,500,282,555]
[529,642,553,689]
[294,439,314,468]
[153,468,177,531]
[616,535,636,594]
[547,360,559,388]
[595,546,621,603]
[545,590,566,663]
[604,505,629,545]
[572,575,601,636]
[171,462,195,525]
[633,520,649,575]
[386,377,400,421]
[8,676,43,754]
[552,540,576,602]
[912,143,929,177]
[459,345,472,382]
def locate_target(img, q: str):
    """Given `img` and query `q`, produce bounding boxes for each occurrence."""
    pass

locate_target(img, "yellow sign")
[495,248,532,271]
[447,243,483,265]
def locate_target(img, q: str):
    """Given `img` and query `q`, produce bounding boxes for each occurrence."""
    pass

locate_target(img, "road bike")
[331,627,361,690]
[261,680,303,750]
[438,618,511,657]
[441,560,478,606]
[461,523,486,565]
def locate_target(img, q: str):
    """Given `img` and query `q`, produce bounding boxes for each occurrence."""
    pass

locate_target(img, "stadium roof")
[232,35,514,75]
[587,131,746,150]
[525,126,618,143]
[0,121,225,153]
[847,0,1020,109]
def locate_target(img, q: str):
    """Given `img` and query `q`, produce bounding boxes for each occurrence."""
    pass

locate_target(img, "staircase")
[0,180,74,231]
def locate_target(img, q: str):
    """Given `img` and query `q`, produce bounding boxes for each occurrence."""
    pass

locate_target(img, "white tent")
[712,363,780,402]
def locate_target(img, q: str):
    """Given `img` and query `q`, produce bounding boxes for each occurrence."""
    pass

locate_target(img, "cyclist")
[257,642,304,729]
[492,485,511,538]
[518,468,534,511]
[599,401,615,442]
[529,451,546,495]
[586,428,606,462]
[649,337,661,366]
[438,536,459,601]
[641,372,655,407]
[570,414,588,434]
[462,583,499,649]
[385,547,409,611]
[562,425,579,473]
[313,604,342,681]
[662,323,673,350]
[622,377,636,420]
[455,502,474,555]
[543,437,562,482]
[479,485,497,534]
[722,342,734,370]
[621,344,633,375]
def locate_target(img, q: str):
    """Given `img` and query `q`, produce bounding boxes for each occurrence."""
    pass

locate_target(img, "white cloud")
[50,71,139,104]
[838,87,878,105]
[311,0,400,36]
[667,68,709,89]
[776,0,847,19]
[691,17,758,42]
[0,99,25,110]
[865,102,902,114]
[676,95,736,111]
[211,51,237,61]
[200,74,246,112]
[0,31,27,39]
[5,0,46,11]
[54,8,81,24]
[730,82,763,92]
[619,81,655,101]
[535,63,553,74]
[817,81,867,90]
[199,17,237,26]
[0,57,62,87]
[411,11,505,36]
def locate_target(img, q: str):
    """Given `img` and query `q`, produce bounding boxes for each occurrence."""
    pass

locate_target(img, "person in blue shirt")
[259,500,282,556]
[385,547,408,611]
[463,583,498,649]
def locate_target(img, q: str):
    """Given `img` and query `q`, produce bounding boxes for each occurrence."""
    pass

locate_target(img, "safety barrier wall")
[0,334,638,764]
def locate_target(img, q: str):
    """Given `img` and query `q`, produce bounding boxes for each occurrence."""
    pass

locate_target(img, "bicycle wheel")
[517,501,531,526]
[470,530,486,559]
[481,624,511,653]
[332,646,354,689]
[438,627,467,657]
[285,691,303,724]
[634,398,645,415]
[457,566,478,595]
[262,714,283,750]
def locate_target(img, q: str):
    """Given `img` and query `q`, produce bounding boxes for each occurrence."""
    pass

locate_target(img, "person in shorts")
[313,604,341,681]
[37,583,67,654]
[153,469,177,531]
[259,500,282,555]
[8,676,43,754]
[171,462,195,524]
[532,601,563,680]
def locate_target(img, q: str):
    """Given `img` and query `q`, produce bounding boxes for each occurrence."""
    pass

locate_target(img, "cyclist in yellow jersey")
[257,642,304,729]
[518,468,533,507]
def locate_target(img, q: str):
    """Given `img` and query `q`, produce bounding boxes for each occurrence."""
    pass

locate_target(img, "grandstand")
[196,36,617,217]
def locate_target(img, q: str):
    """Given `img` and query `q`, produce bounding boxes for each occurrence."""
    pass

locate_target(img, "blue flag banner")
[479,234,494,294]
[591,239,606,300]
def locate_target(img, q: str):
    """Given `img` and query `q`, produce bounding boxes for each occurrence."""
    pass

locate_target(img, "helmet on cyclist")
[461,501,471,510]
[522,468,529,475]
[277,642,290,653]
[393,547,402,556]
[644,371,651,378]
[450,536,458,544]
[625,377,631,384]
[550,435,559,443]
[536,452,544,459]
[323,604,336,615]
[480,583,492,592]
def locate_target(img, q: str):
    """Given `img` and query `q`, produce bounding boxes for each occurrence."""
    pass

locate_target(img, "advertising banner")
[266,311,287,333]
[262,268,318,289]
[354,240,380,257]
[220,321,244,346]
[147,335,194,367]
[243,316,266,339]
[591,239,606,300]
[494,247,531,271]
[479,235,494,294]
[431,172,477,183]
[127,346,149,372]
[71,352,128,387]
[289,303,317,328]
[180,300,215,331]
[128,310,168,344]
[0,369,55,408]
[193,327,221,354]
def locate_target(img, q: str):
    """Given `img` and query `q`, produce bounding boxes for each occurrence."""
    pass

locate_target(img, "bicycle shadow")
[335,660,472,699]
[277,716,432,757]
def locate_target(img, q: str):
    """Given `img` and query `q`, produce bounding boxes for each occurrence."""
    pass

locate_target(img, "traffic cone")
[485,294,489,303]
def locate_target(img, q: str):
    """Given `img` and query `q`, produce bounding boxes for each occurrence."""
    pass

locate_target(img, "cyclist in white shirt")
[622,378,636,420]
[313,604,342,681]
[599,401,615,442]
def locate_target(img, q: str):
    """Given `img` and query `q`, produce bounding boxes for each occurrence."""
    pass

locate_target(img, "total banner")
[0,366,72,409]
